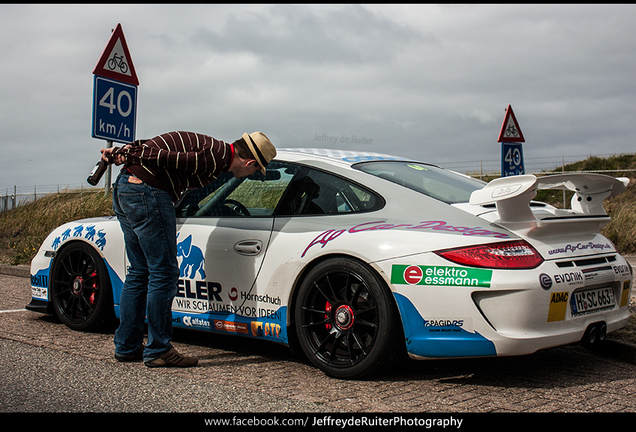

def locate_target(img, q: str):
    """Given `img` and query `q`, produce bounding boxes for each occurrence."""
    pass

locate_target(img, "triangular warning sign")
[93,23,139,86]
[497,105,524,142]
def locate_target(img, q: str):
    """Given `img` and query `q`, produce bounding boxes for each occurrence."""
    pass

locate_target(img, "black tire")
[294,257,398,379]
[50,242,115,332]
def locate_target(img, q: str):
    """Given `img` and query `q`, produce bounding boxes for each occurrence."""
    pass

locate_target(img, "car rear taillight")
[435,240,544,269]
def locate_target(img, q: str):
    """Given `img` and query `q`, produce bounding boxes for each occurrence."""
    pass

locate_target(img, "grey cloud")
[189,4,431,65]
[1,4,636,190]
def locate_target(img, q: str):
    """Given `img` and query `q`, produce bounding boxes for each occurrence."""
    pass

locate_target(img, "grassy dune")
[0,190,113,265]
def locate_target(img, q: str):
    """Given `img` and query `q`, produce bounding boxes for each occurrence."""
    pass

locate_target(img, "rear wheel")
[50,242,115,331]
[294,257,398,379]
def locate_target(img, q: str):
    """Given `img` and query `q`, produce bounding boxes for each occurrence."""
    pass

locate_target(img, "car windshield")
[355,161,485,204]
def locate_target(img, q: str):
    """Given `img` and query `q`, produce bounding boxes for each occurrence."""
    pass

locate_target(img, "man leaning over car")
[100,131,276,368]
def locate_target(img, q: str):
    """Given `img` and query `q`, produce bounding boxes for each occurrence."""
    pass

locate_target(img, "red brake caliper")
[89,271,97,304]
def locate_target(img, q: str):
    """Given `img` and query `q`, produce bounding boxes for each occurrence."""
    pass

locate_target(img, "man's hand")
[100,145,131,165]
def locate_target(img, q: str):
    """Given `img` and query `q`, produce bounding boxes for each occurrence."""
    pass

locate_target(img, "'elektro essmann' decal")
[391,265,493,287]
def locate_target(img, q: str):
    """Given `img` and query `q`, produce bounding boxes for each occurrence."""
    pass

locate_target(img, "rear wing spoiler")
[470,173,629,223]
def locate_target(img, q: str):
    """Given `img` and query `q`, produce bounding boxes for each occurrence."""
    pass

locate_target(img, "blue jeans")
[112,172,179,362]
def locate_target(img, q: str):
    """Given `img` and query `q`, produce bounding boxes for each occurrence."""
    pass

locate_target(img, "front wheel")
[50,242,115,331]
[294,258,399,379]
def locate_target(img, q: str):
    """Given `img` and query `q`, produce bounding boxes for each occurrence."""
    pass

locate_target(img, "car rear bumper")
[379,251,633,359]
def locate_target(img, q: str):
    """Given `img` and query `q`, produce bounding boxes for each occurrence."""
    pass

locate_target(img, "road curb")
[0,264,30,278]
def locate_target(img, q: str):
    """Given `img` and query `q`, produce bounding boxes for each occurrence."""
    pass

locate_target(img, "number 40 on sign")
[502,142,524,177]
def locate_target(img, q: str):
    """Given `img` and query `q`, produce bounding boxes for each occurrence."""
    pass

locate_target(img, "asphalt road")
[2,270,636,424]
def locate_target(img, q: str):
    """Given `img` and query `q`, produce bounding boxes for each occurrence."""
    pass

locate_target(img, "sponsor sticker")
[547,242,614,256]
[214,319,249,335]
[423,318,474,334]
[183,315,212,329]
[391,265,493,287]
[547,291,569,322]
[31,285,48,301]
[554,270,585,287]
[621,280,631,307]
[613,264,631,276]
[251,321,282,338]
[541,270,585,290]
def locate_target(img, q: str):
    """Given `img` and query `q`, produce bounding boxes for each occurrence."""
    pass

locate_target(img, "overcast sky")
[2,4,635,192]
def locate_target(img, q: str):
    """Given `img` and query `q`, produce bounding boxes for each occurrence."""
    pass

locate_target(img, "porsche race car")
[28,149,633,378]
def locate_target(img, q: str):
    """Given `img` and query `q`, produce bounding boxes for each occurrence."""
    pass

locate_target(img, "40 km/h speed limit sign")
[92,75,137,143]
[501,142,524,177]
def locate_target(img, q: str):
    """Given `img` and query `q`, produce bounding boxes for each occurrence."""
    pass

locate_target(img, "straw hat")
[242,132,276,175]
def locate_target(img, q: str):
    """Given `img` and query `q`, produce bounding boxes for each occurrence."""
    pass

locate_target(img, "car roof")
[275,148,414,168]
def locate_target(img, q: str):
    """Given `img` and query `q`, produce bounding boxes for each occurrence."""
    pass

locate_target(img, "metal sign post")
[104,140,112,195]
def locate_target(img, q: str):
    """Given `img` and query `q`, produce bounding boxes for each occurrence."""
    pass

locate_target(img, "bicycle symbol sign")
[107,52,128,74]
[497,105,524,143]
[92,23,139,86]
[504,123,520,138]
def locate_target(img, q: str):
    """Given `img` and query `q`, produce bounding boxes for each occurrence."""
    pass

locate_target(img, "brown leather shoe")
[144,347,198,368]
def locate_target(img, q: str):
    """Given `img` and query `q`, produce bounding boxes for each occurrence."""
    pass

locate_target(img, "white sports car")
[28,149,633,378]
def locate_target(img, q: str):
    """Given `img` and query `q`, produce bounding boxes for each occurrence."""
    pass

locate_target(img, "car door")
[173,162,298,321]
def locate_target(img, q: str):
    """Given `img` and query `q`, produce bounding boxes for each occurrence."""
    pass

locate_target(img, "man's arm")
[106,132,230,175]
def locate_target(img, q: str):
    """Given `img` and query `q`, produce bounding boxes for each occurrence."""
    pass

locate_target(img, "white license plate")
[570,287,615,317]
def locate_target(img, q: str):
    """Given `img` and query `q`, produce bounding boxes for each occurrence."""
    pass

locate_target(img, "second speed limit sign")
[501,142,524,177]
[91,75,137,143]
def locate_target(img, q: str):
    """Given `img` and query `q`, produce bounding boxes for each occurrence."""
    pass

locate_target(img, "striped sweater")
[113,131,234,201]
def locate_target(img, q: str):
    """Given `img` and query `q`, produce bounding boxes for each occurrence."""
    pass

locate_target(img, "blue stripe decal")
[393,293,496,358]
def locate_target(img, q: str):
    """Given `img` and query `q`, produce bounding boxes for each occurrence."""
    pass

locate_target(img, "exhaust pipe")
[587,325,599,344]
[582,322,607,346]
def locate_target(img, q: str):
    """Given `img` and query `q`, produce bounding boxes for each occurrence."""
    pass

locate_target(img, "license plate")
[570,287,615,317]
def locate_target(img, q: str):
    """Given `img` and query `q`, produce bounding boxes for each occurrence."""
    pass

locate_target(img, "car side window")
[176,161,298,217]
[275,167,383,216]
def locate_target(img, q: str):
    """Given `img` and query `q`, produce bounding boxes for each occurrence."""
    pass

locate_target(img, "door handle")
[234,240,263,256]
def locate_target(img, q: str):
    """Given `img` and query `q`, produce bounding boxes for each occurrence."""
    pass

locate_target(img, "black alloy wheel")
[295,257,399,379]
[50,242,115,331]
